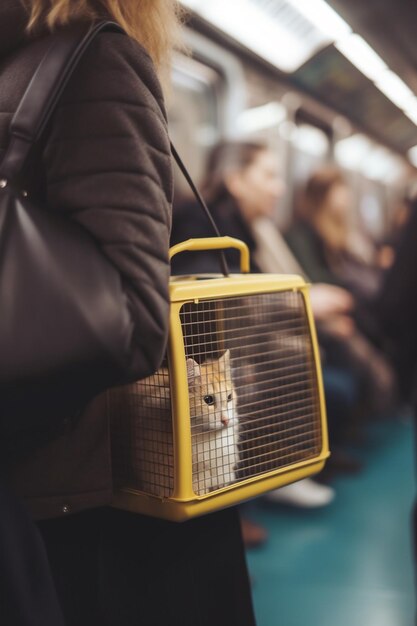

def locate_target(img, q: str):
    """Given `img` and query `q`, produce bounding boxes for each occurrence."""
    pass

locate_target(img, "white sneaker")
[264,478,335,508]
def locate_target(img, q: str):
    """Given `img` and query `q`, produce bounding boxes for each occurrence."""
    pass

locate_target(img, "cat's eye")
[227,393,233,402]
[203,395,215,405]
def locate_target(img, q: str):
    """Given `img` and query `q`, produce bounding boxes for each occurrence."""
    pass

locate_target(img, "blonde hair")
[21,0,183,78]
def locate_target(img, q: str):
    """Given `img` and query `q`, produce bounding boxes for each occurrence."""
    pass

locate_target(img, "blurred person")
[0,3,256,625]
[171,140,364,510]
[285,167,398,417]
[286,167,381,302]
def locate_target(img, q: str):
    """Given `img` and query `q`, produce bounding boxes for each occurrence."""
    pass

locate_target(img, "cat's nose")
[221,416,229,426]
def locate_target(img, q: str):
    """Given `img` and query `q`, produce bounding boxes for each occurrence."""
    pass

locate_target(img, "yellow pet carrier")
[109,237,329,521]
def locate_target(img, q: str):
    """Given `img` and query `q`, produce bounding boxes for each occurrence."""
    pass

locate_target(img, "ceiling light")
[334,33,417,123]
[182,0,417,132]
[335,34,387,82]
[402,100,417,125]
[375,70,415,110]
[405,111,417,126]
[285,0,351,40]
[181,0,336,72]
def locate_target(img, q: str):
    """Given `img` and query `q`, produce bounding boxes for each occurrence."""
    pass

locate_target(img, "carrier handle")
[169,237,250,274]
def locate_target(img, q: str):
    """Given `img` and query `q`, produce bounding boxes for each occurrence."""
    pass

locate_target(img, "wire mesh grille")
[109,288,322,501]
[180,290,322,496]
[109,366,174,498]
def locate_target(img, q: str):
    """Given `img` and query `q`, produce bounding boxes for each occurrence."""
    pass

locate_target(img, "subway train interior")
[169,1,417,625]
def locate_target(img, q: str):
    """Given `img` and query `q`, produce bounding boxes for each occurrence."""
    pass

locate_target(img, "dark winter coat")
[0,1,173,519]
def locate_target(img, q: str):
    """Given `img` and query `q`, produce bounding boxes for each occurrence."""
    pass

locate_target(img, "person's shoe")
[264,478,335,508]
[240,517,268,549]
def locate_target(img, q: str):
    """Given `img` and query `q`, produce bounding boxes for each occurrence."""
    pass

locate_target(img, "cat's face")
[187,350,237,433]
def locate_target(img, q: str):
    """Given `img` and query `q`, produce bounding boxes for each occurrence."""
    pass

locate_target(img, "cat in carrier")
[111,350,239,497]
[188,349,239,494]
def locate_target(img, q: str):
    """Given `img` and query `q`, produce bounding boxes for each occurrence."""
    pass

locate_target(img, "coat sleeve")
[42,33,173,379]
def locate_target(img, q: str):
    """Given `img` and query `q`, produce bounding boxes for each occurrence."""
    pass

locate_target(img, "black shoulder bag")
[0,21,147,435]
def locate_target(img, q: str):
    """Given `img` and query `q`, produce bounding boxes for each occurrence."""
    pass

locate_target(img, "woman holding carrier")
[0,2,256,625]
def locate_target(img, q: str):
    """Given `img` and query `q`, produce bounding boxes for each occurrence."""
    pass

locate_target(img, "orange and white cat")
[124,350,239,497]
[187,350,239,495]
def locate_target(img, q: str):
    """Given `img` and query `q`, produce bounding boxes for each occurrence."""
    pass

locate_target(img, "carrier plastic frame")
[111,237,329,521]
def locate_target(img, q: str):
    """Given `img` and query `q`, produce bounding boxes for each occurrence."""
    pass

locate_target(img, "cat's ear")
[186,358,201,385]
[218,349,231,372]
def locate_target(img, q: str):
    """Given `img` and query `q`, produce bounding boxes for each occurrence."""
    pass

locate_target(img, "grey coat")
[0,1,173,519]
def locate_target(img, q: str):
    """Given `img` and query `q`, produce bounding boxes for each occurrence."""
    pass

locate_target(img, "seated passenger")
[285,168,381,302]
[284,167,398,415]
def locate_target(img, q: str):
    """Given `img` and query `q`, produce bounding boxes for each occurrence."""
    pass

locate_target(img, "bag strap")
[170,143,229,276]
[0,20,123,180]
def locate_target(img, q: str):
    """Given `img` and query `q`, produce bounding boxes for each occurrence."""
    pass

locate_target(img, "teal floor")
[246,418,416,626]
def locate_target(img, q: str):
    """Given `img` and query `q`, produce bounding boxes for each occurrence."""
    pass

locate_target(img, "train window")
[168,55,223,198]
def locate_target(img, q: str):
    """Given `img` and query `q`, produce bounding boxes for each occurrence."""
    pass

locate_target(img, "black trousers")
[0,486,64,626]
[38,506,257,626]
